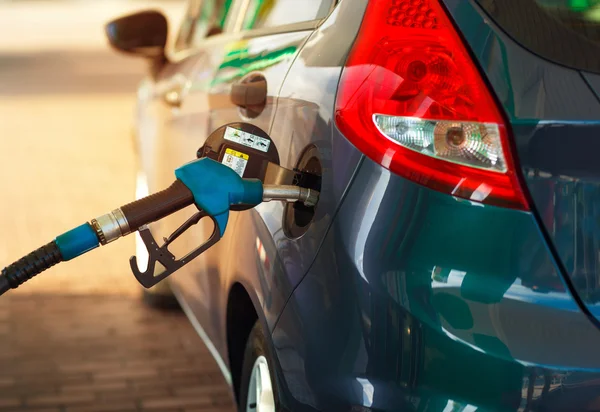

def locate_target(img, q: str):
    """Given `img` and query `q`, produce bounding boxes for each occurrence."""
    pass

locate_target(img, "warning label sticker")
[221,148,249,177]
[223,126,271,153]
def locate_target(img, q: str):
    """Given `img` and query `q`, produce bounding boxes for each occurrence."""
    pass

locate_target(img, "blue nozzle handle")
[175,158,263,236]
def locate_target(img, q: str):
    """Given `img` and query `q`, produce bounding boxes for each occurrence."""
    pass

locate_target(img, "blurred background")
[0,0,184,295]
[0,1,234,410]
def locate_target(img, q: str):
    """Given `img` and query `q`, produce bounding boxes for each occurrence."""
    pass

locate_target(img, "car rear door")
[163,0,338,346]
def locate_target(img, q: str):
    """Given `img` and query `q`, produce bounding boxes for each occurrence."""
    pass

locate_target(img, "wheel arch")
[226,282,259,402]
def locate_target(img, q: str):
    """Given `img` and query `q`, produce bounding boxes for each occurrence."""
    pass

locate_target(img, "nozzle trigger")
[129,211,221,288]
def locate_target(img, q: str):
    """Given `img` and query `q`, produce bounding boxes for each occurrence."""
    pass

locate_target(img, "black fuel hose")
[0,241,63,296]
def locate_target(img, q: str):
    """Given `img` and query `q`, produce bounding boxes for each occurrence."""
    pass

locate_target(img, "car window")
[476,0,600,73]
[191,0,234,44]
[175,0,234,51]
[241,0,333,31]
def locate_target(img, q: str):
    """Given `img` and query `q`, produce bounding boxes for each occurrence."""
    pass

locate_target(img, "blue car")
[106,0,600,410]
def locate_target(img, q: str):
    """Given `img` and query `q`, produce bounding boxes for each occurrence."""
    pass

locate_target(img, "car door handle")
[230,78,267,109]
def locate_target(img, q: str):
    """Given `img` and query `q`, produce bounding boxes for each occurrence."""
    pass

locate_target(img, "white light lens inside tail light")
[373,115,507,173]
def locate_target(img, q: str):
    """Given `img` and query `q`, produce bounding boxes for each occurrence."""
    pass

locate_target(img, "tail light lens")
[335,0,528,209]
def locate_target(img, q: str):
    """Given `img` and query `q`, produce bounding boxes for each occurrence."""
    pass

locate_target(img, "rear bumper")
[272,157,600,411]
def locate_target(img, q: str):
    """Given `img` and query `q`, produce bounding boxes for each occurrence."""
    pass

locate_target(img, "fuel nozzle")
[0,155,320,296]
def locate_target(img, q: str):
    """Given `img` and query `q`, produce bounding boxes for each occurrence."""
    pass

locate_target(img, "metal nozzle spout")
[262,185,320,207]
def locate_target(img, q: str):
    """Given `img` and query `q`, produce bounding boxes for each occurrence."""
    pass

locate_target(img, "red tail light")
[335,0,528,210]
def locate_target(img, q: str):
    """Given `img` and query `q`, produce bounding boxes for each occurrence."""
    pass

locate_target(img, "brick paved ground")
[0,294,235,412]
[0,2,236,410]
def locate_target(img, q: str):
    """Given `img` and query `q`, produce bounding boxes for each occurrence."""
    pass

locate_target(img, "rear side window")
[175,0,233,50]
[476,0,600,73]
[241,0,333,31]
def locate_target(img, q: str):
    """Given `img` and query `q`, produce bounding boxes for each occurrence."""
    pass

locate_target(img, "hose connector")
[90,208,130,245]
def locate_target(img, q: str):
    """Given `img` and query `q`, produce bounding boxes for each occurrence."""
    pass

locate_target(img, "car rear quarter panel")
[272,156,600,411]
